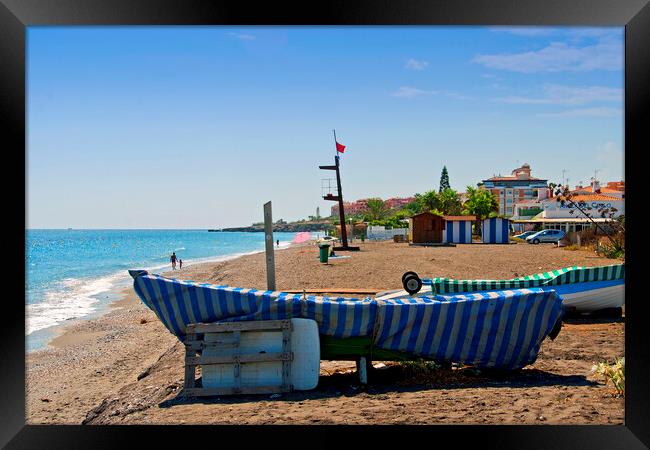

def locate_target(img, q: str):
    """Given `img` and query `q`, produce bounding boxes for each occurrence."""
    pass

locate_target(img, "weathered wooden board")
[187,320,291,334]
[182,319,300,397]
[280,289,382,294]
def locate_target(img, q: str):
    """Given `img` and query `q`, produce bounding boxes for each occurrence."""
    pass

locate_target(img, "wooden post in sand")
[263,201,276,291]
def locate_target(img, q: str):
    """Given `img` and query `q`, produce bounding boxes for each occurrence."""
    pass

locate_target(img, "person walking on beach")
[276,239,280,247]
[179,259,183,270]
[170,252,177,270]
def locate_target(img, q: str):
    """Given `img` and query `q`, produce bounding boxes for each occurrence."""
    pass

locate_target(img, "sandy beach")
[26,240,624,425]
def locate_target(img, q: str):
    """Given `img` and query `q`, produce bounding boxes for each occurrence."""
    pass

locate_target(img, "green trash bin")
[319,243,330,263]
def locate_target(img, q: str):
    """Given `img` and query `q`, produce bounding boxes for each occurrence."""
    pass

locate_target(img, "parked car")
[513,231,537,240]
[526,229,566,244]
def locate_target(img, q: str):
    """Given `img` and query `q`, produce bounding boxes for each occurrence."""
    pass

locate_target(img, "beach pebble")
[40,398,51,402]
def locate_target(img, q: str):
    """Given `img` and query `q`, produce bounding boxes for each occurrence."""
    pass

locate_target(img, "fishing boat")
[380,264,624,315]
[129,269,564,371]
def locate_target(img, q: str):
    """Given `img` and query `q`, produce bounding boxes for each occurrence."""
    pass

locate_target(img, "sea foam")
[26,272,128,334]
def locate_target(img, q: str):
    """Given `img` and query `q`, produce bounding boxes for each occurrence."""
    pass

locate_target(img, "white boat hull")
[376,280,625,313]
[552,282,624,312]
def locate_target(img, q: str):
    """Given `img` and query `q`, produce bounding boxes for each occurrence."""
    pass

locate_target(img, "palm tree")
[463,186,499,236]
[404,197,423,215]
[418,190,440,213]
[365,198,390,221]
[438,188,463,215]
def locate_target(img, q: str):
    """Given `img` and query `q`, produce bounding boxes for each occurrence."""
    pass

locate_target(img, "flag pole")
[332,129,348,247]
[319,129,357,251]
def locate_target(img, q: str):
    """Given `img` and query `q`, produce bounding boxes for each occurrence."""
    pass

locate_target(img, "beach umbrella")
[293,232,311,243]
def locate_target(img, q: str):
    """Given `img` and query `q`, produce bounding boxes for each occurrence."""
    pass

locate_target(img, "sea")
[25,229,319,352]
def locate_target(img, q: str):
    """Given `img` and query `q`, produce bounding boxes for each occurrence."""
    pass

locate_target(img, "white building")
[479,164,548,217]
[540,193,624,219]
[512,180,624,234]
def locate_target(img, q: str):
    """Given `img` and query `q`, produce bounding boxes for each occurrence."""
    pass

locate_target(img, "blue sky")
[27,26,624,228]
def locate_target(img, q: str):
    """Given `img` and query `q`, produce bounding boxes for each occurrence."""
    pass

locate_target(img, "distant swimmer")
[170,252,177,270]
[179,259,183,269]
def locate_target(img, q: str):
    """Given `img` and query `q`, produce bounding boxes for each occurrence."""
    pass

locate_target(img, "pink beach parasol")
[292,232,311,243]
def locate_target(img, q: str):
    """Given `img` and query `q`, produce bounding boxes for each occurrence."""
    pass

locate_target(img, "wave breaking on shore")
[26,238,310,348]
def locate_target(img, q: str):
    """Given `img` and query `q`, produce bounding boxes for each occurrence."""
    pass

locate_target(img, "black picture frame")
[2,0,648,447]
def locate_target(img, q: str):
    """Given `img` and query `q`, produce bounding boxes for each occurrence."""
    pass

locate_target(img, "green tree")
[417,190,440,213]
[364,198,390,221]
[348,212,366,222]
[439,166,451,193]
[404,196,423,215]
[383,209,410,229]
[392,209,412,220]
[463,186,499,236]
[438,188,463,215]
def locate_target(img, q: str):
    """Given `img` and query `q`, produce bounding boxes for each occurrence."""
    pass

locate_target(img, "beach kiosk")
[408,212,445,244]
[482,217,511,244]
[442,215,476,244]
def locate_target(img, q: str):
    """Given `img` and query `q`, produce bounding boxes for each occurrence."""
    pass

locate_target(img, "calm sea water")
[25,229,315,351]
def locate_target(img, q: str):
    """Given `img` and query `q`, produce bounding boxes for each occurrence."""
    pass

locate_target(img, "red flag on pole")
[336,141,346,153]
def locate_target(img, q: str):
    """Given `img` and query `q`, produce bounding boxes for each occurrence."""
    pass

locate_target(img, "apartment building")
[478,163,548,217]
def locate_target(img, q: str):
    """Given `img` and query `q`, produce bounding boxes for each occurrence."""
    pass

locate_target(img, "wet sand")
[26,240,624,425]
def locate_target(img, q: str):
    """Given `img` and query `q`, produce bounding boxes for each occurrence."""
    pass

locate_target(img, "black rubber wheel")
[401,271,418,284]
[403,274,423,295]
[533,239,540,244]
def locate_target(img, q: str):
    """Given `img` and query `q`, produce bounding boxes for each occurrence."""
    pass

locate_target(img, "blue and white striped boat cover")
[373,289,562,369]
[482,217,510,244]
[443,219,473,244]
[129,270,563,370]
[129,270,377,339]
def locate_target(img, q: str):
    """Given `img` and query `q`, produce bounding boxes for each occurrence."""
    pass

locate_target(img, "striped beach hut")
[482,217,511,244]
[442,215,476,244]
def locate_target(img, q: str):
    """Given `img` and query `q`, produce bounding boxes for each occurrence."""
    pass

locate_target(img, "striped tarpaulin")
[511,266,581,281]
[481,217,510,244]
[130,270,563,370]
[130,271,377,339]
[544,264,624,285]
[374,289,562,369]
[426,264,625,294]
